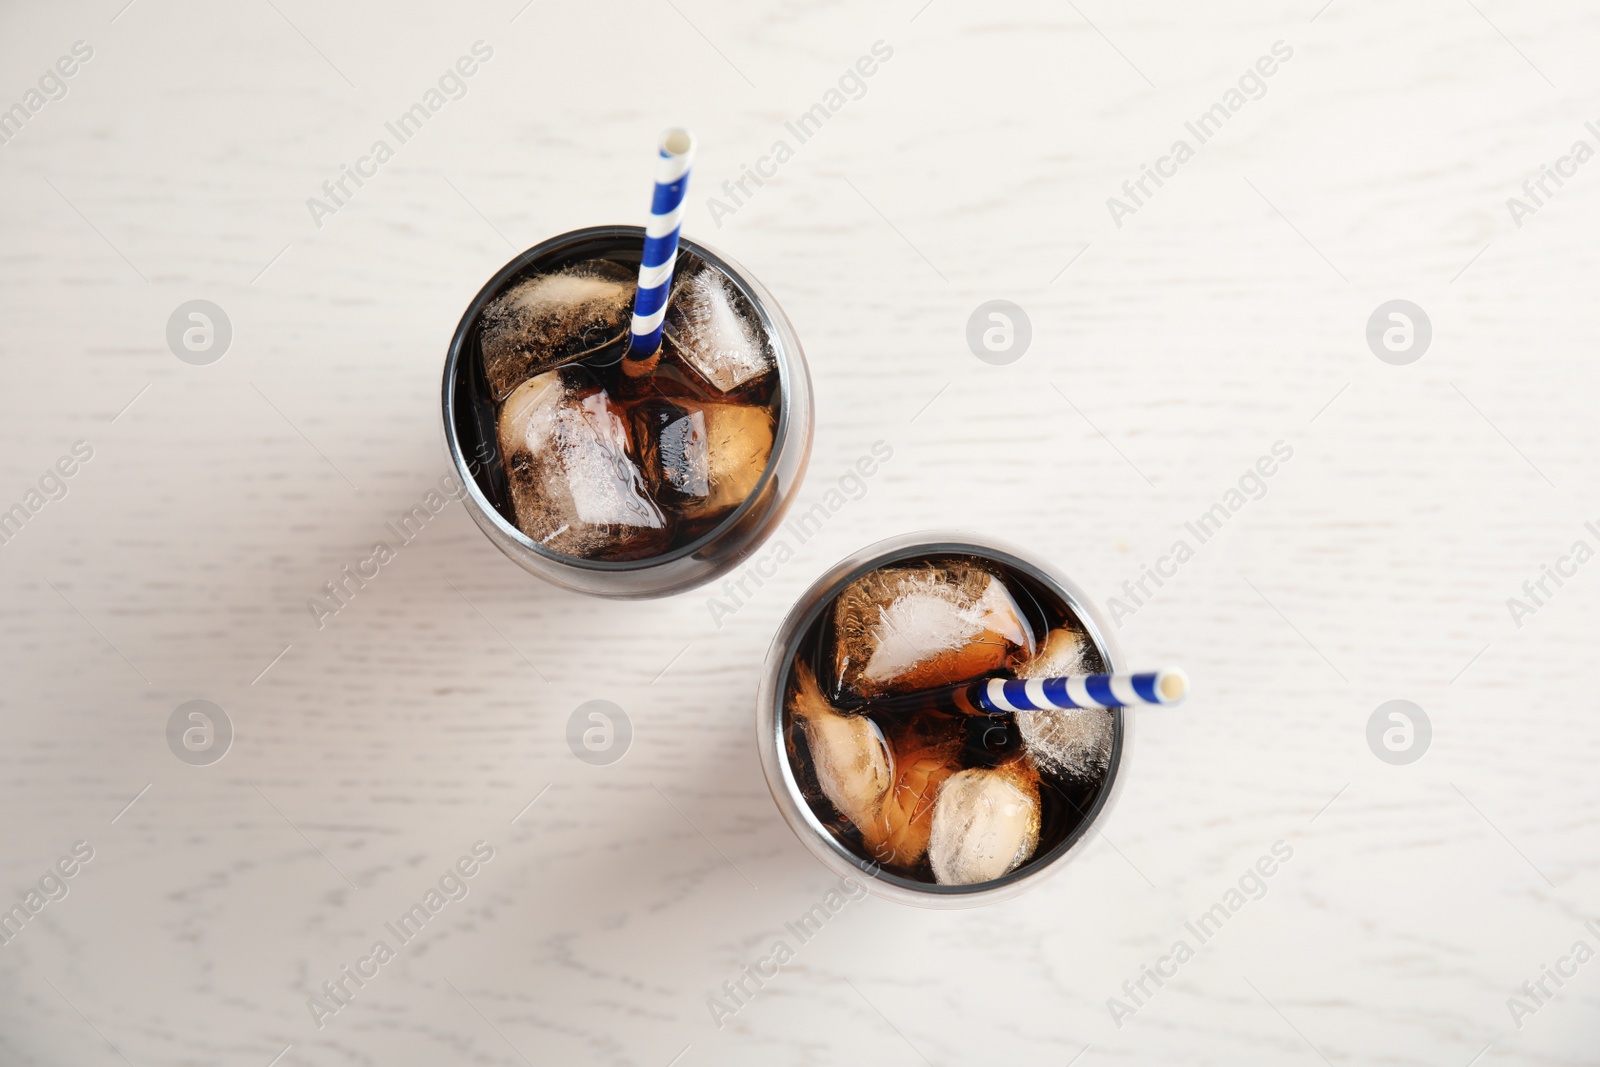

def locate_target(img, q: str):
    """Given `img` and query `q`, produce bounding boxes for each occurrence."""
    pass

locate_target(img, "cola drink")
[444,227,813,597]
[758,535,1129,905]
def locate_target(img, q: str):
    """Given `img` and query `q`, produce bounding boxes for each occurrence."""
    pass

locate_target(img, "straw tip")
[660,128,695,157]
[621,350,660,377]
[1156,668,1189,704]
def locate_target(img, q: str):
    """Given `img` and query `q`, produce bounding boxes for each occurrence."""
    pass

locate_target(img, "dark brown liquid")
[781,552,1120,886]
[455,240,782,561]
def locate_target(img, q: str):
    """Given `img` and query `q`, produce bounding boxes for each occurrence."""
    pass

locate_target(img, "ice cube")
[858,710,964,870]
[662,268,774,393]
[496,370,671,560]
[1015,628,1114,781]
[927,762,1042,886]
[630,398,774,523]
[479,260,635,401]
[830,565,1035,701]
[789,664,893,836]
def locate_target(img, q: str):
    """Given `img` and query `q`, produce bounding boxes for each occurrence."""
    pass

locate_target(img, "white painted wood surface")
[2,0,1597,1063]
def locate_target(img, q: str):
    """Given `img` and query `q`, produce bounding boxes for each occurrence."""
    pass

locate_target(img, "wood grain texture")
[2,0,1598,1063]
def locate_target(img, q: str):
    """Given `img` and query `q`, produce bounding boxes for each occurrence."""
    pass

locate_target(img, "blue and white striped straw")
[624,128,695,365]
[965,668,1189,714]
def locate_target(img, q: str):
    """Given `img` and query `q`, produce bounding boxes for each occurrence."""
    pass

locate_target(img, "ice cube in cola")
[497,369,672,561]
[1014,628,1115,782]
[630,397,774,531]
[927,762,1042,887]
[782,553,1116,887]
[661,267,774,394]
[828,563,1035,701]
[479,260,635,401]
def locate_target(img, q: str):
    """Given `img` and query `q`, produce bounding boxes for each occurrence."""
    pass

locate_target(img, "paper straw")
[622,128,695,372]
[961,668,1188,714]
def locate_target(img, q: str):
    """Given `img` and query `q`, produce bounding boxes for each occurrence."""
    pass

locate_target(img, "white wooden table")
[3,1,1597,1063]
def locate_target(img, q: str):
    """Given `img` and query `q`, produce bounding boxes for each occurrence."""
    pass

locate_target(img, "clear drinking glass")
[442,225,813,598]
[756,532,1132,908]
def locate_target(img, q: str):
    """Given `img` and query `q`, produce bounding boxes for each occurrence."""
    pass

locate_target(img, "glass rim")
[441,224,801,572]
